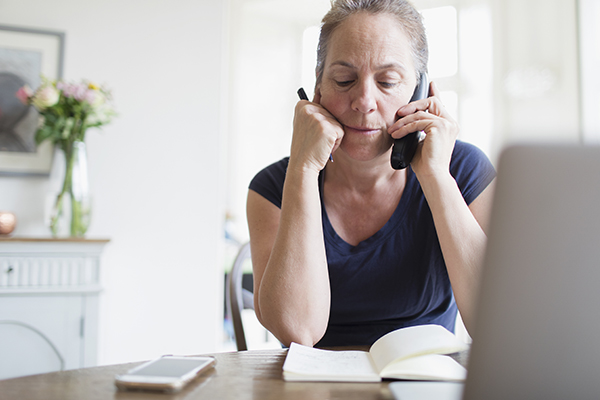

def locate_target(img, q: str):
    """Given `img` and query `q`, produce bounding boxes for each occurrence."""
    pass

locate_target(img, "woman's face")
[318,12,418,162]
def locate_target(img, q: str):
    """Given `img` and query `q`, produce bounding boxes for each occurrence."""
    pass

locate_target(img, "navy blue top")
[249,141,496,346]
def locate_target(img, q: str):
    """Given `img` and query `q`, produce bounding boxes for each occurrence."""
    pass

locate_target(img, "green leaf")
[35,125,56,145]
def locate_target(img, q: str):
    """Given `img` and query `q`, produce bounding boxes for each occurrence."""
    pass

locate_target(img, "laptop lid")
[463,144,600,399]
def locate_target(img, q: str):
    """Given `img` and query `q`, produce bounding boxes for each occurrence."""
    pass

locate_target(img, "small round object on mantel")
[0,211,16,235]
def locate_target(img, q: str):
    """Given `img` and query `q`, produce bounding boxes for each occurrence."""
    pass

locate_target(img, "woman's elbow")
[275,325,326,348]
[255,307,326,347]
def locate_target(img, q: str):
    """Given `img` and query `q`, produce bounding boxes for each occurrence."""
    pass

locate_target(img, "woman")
[247,0,496,348]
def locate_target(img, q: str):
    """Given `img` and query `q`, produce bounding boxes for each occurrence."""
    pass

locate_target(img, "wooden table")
[0,349,469,399]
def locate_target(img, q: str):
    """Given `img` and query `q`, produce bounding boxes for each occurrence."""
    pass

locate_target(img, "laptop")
[391,144,600,400]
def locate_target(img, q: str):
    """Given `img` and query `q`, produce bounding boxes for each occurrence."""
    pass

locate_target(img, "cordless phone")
[390,73,429,170]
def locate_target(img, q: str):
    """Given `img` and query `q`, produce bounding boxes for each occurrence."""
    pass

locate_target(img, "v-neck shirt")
[249,140,496,346]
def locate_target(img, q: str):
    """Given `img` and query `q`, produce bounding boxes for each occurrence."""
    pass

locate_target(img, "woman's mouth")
[344,125,381,135]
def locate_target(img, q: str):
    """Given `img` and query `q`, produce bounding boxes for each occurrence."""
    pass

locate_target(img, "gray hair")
[315,0,428,86]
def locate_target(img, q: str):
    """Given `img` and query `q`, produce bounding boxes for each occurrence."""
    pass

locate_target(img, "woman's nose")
[351,81,377,114]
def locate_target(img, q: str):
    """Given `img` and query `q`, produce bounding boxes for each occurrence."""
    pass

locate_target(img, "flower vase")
[46,140,91,237]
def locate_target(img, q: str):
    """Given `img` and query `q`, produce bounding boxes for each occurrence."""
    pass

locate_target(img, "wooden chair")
[225,242,254,351]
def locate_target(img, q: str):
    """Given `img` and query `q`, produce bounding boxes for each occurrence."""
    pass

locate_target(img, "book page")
[369,325,469,373]
[380,354,467,381]
[282,343,381,382]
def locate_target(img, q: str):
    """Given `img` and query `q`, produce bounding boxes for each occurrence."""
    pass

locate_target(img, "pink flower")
[84,90,97,105]
[15,85,33,104]
[58,82,76,98]
[73,83,89,101]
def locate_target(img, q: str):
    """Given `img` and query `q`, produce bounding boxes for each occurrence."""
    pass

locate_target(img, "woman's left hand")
[387,81,459,179]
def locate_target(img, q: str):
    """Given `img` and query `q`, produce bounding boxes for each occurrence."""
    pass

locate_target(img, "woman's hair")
[316,0,428,86]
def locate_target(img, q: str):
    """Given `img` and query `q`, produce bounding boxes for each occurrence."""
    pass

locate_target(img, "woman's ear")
[313,84,322,104]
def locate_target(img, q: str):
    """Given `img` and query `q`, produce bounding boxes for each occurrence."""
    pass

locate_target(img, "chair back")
[226,242,254,351]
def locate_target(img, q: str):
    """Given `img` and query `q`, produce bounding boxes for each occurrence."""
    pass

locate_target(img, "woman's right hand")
[249,96,339,346]
[290,97,344,173]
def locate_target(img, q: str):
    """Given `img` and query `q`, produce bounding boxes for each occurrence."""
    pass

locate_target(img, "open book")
[282,324,469,382]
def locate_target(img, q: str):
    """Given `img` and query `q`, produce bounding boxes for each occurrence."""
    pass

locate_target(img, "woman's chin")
[337,141,393,163]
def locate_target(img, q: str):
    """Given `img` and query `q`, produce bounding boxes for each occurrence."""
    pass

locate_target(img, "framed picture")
[0,24,65,177]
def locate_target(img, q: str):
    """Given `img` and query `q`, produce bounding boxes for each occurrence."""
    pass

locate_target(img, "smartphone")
[114,355,216,393]
[390,73,429,170]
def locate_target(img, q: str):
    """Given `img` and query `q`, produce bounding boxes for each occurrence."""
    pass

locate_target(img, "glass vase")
[46,140,92,237]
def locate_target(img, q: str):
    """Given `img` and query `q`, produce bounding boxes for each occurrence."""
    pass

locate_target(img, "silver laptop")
[391,144,600,400]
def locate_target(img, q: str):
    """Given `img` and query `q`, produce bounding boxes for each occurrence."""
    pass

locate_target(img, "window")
[579,0,600,142]
[418,2,493,156]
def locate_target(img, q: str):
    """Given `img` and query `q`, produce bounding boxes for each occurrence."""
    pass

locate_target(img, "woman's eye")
[379,81,397,88]
[335,80,354,87]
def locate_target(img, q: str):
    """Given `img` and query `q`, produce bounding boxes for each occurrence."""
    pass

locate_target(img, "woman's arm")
[389,81,494,333]
[247,99,343,347]
[417,172,494,333]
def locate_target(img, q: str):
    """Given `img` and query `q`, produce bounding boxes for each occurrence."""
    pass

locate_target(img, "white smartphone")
[114,355,216,393]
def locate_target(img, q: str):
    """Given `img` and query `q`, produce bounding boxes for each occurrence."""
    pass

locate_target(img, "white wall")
[0,0,228,364]
[490,0,580,161]
[225,0,330,241]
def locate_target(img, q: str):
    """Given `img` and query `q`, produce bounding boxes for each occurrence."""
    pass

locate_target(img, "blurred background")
[0,0,598,374]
